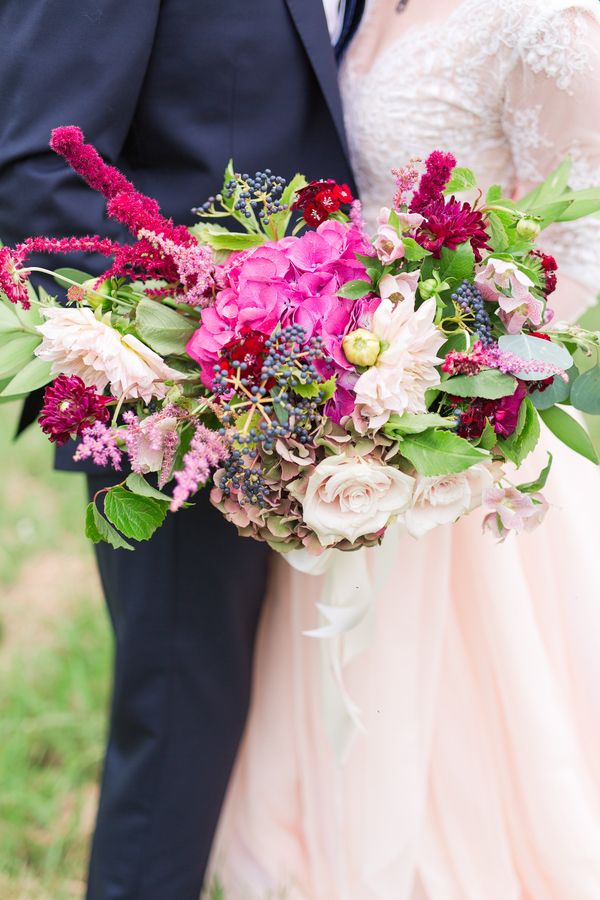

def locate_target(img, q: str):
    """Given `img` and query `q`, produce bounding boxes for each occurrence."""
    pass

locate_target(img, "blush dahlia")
[39,375,112,445]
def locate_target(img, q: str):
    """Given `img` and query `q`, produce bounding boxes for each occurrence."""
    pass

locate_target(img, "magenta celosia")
[73,421,122,469]
[410,151,457,213]
[170,424,227,512]
[38,375,112,445]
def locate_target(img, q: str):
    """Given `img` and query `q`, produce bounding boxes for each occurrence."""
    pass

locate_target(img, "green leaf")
[437,241,475,286]
[0,334,41,379]
[293,376,336,401]
[444,167,477,194]
[104,487,168,541]
[136,298,197,356]
[0,301,21,333]
[336,279,372,300]
[402,237,431,261]
[477,420,498,451]
[0,357,52,397]
[125,473,172,503]
[517,158,572,212]
[319,376,337,403]
[53,267,93,287]
[441,369,517,400]
[498,334,573,380]
[570,366,600,414]
[190,225,266,252]
[498,397,540,466]
[539,406,599,465]
[487,212,509,252]
[85,502,134,551]
[398,428,489,475]
[486,184,503,204]
[518,452,553,494]
[384,412,456,437]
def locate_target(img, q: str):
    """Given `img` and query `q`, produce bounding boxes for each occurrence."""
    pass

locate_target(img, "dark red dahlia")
[416,197,491,261]
[39,375,112,445]
[292,180,354,226]
[530,251,558,295]
[409,151,457,213]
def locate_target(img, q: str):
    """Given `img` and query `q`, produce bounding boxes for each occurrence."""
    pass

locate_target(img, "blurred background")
[0,302,599,899]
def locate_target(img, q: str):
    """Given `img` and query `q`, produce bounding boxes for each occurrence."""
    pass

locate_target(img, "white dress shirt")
[322,0,347,45]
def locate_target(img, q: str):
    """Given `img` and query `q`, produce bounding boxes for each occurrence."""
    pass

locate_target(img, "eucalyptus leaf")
[441,369,517,399]
[136,298,197,356]
[0,357,52,397]
[398,428,488,475]
[530,369,574,410]
[104,487,168,541]
[539,406,599,465]
[570,366,600,414]
[498,334,573,380]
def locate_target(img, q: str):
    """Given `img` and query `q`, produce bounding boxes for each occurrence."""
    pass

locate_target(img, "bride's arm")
[502,3,600,320]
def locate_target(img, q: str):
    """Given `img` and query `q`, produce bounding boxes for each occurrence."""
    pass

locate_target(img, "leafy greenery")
[441,369,517,400]
[103,487,168,542]
[336,279,372,300]
[398,428,489,475]
[539,405,599,465]
[570,366,600,415]
[498,397,540,466]
[85,501,134,551]
[384,412,456,437]
[135,297,197,356]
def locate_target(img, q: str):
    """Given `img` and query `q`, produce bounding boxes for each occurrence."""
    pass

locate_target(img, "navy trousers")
[87,473,270,899]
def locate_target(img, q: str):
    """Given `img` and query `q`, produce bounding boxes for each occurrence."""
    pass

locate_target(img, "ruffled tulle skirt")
[209,431,600,900]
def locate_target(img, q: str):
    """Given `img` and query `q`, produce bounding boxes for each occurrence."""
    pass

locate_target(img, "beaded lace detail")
[340,0,600,306]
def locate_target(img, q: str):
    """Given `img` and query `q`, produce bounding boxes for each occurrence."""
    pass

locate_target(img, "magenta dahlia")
[416,197,491,260]
[39,375,112,445]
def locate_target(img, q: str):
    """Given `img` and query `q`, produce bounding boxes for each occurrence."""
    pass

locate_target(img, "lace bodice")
[340,0,600,316]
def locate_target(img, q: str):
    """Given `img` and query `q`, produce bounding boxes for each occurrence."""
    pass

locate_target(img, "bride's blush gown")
[209,2,600,897]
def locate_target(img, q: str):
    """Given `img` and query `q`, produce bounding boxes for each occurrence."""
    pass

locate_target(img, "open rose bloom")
[1,129,599,550]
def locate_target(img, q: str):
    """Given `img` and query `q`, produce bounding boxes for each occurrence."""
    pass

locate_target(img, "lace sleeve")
[502,2,600,318]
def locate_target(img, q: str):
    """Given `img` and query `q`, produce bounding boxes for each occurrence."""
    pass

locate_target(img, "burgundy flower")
[530,250,558,296]
[416,197,491,261]
[454,381,527,440]
[218,331,272,389]
[292,180,354,226]
[410,151,457,213]
[39,375,112,445]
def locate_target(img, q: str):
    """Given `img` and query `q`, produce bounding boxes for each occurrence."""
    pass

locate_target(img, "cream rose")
[404,462,499,538]
[36,307,181,403]
[300,454,415,547]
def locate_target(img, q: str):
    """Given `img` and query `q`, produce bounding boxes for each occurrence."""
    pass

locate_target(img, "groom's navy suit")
[0,1,363,898]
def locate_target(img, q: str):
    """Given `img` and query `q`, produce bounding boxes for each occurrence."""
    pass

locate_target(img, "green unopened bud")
[81,278,112,309]
[516,218,541,240]
[419,278,439,300]
[342,328,381,367]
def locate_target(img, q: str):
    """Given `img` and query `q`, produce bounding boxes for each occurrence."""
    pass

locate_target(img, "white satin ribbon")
[286,530,400,759]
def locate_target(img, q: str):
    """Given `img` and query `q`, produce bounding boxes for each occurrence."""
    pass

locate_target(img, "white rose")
[405,462,498,538]
[300,454,415,547]
[36,307,181,403]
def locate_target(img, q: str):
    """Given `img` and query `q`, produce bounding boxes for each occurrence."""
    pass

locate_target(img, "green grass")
[0,404,110,899]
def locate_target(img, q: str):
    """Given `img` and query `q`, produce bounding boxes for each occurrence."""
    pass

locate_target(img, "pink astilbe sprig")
[442,340,568,381]
[137,229,216,306]
[170,424,228,512]
[391,159,420,210]
[410,151,457,214]
[73,421,122,470]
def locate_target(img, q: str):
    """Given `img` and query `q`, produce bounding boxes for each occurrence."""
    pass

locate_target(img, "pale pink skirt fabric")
[210,432,600,899]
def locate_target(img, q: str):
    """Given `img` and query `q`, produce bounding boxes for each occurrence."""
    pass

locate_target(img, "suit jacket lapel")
[284,0,350,162]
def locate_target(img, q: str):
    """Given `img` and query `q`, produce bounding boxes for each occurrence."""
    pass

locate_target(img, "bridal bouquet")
[1,127,599,552]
